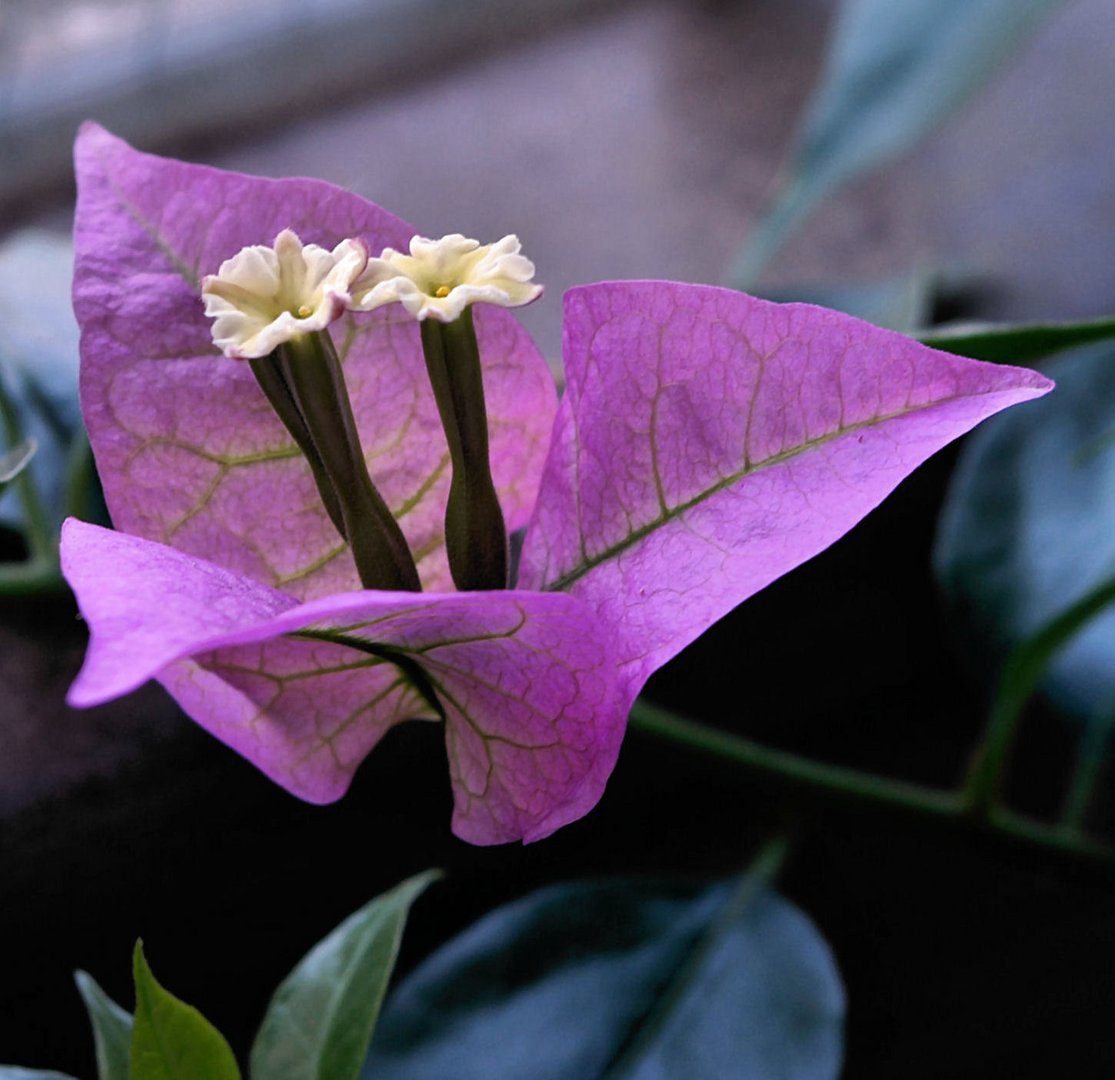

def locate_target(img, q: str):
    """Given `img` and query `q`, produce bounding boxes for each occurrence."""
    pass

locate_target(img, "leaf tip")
[131,939,149,986]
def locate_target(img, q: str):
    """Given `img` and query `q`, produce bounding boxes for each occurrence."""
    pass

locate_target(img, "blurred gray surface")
[0,0,620,206]
[211,0,1115,358]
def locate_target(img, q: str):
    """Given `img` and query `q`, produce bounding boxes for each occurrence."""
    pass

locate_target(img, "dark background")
[3,1,1115,1075]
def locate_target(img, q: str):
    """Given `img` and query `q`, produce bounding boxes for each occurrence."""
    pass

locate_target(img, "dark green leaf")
[130,941,240,1080]
[0,439,36,489]
[921,316,1115,365]
[74,970,133,1080]
[935,340,1115,729]
[365,877,844,1080]
[730,0,1063,285]
[250,869,440,1080]
[965,573,1115,816]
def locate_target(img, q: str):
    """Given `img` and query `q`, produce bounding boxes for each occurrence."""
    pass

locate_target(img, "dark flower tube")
[420,309,508,590]
[202,228,421,592]
[350,233,544,590]
[275,332,421,593]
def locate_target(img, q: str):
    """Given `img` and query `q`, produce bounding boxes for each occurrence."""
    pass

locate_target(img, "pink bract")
[73,123,555,599]
[64,124,1052,844]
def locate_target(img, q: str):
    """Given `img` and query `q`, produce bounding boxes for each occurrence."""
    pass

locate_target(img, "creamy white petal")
[201,230,368,359]
[351,233,542,323]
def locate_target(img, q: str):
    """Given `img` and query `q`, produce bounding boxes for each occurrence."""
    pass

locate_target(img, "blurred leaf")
[965,570,1115,816]
[74,970,133,1080]
[0,1070,79,1079]
[922,316,1115,364]
[130,942,240,1080]
[365,877,844,1080]
[0,231,82,534]
[730,0,1063,285]
[760,268,937,331]
[935,341,1115,730]
[0,439,36,489]
[251,870,440,1080]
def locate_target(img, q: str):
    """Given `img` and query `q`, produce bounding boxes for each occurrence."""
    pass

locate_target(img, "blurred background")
[3,0,1115,1075]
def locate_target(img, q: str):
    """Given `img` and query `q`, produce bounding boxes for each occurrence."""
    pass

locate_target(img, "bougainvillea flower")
[201,228,368,358]
[352,233,542,322]
[64,124,1052,844]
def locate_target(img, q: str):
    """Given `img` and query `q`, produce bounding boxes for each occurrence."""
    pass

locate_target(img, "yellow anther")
[297,304,313,317]
[435,285,451,298]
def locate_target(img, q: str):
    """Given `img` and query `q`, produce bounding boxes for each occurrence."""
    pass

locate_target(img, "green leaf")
[250,869,441,1080]
[965,572,1115,817]
[74,970,133,1080]
[921,316,1115,365]
[0,1069,79,1079]
[130,941,241,1080]
[730,0,1063,285]
[364,876,844,1080]
[935,340,1115,731]
[0,439,36,489]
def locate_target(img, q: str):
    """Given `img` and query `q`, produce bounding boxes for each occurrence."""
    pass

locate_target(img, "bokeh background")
[3,0,1115,1075]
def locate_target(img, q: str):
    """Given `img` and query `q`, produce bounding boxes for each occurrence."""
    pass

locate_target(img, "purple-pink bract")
[64,124,1052,844]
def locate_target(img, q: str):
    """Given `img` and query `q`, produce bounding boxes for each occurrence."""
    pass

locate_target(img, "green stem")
[629,700,1115,871]
[1060,721,1110,832]
[962,574,1115,820]
[0,423,95,597]
[62,429,95,521]
[271,333,421,592]
[0,555,63,594]
[990,811,1114,867]
[0,437,36,485]
[420,309,507,590]
[630,699,959,819]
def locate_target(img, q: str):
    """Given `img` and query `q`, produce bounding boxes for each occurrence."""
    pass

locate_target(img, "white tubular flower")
[351,234,542,323]
[201,229,368,359]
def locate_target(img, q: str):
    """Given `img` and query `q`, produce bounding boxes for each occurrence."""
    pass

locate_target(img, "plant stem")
[1060,721,1110,832]
[630,699,959,819]
[0,555,64,594]
[62,429,96,523]
[629,700,1115,872]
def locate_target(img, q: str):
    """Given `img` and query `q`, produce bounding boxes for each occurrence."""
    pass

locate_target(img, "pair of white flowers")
[202,230,542,359]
